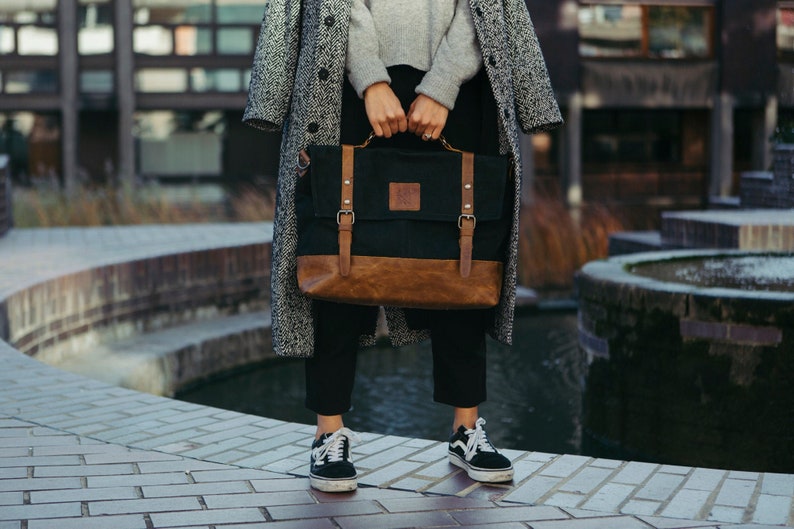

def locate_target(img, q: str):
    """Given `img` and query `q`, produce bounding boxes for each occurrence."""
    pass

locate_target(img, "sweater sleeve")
[415,0,482,110]
[345,0,391,98]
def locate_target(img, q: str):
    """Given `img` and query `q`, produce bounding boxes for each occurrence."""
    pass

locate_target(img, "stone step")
[53,311,272,397]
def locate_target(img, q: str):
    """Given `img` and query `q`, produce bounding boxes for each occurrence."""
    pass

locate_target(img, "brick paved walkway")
[1,224,792,529]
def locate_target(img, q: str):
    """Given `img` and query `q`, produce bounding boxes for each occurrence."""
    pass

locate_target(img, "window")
[583,110,682,165]
[0,0,58,56]
[79,0,114,55]
[779,5,794,54]
[132,0,259,57]
[4,70,58,94]
[579,3,714,59]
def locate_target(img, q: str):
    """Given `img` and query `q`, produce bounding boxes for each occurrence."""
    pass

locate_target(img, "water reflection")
[178,311,585,453]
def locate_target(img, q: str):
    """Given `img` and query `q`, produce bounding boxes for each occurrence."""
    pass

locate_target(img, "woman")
[244,0,562,493]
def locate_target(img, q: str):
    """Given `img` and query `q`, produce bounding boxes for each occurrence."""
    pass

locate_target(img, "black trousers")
[304,65,500,416]
[305,301,490,415]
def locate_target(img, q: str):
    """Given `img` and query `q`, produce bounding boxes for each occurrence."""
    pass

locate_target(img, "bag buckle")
[458,214,476,229]
[337,209,355,225]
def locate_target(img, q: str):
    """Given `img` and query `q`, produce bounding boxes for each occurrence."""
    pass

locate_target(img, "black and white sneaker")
[448,417,514,483]
[309,427,358,492]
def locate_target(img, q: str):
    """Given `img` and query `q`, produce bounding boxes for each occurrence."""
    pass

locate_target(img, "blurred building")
[0,1,791,212]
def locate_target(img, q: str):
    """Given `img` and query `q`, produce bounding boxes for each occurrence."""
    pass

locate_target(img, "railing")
[0,155,11,238]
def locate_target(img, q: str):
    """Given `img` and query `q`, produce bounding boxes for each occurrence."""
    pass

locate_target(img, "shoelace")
[463,417,496,461]
[314,427,359,464]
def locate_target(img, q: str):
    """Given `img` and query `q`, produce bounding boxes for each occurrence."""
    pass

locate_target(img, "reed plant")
[12,182,275,227]
[517,199,626,290]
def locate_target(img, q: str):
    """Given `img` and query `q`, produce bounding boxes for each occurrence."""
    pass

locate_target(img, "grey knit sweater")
[346,0,483,109]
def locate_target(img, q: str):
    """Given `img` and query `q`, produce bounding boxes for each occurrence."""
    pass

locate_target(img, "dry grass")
[518,198,626,290]
[12,183,275,228]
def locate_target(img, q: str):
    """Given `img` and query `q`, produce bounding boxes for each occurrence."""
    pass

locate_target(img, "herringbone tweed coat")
[244,0,562,358]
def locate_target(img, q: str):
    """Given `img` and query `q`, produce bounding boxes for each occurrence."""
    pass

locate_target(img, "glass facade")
[78,0,113,55]
[580,3,713,59]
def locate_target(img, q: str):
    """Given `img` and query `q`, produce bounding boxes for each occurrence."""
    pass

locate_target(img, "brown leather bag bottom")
[297,255,503,309]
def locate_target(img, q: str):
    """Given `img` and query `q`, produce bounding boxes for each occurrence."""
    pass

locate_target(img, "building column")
[709,92,734,198]
[562,93,583,208]
[757,95,778,171]
[114,0,136,186]
[58,0,79,190]
[520,133,535,205]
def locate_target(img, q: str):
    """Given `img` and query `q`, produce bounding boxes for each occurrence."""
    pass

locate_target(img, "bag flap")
[307,145,509,222]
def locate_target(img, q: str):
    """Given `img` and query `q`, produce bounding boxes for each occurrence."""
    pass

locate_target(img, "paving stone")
[451,505,568,525]
[27,515,148,529]
[136,460,229,474]
[202,491,314,509]
[751,494,792,525]
[0,469,27,479]
[222,521,336,529]
[0,477,82,492]
[707,505,745,523]
[612,462,659,485]
[540,455,592,478]
[149,507,266,526]
[715,479,756,507]
[32,444,130,456]
[581,483,636,513]
[635,472,686,502]
[659,465,693,475]
[389,476,435,492]
[544,492,585,509]
[250,478,311,493]
[187,469,277,482]
[684,468,727,492]
[0,449,28,458]
[379,496,494,512]
[660,488,712,519]
[502,475,561,504]
[34,463,136,477]
[142,481,250,498]
[636,515,719,528]
[269,500,383,520]
[83,450,181,465]
[87,472,190,488]
[30,486,138,504]
[528,515,650,529]
[728,471,760,481]
[590,459,623,469]
[620,500,661,516]
[423,470,478,496]
[559,466,613,494]
[335,510,456,529]
[358,460,424,487]
[0,522,19,529]
[0,502,82,520]
[89,496,202,515]
[761,473,794,496]
[0,493,22,506]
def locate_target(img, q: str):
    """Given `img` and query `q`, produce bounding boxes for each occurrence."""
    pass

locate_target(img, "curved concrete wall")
[577,250,794,473]
[0,226,274,395]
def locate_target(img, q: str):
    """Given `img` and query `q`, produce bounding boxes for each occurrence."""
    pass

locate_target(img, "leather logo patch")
[389,183,421,211]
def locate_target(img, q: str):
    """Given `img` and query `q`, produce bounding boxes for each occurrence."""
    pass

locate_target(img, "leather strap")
[459,151,475,278]
[338,144,355,277]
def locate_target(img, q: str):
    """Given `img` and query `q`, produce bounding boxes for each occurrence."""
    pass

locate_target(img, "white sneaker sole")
[309,474,358,493]
[449,452,514,483]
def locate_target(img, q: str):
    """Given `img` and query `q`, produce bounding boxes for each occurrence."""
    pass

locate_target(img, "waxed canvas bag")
[294,135,512,309]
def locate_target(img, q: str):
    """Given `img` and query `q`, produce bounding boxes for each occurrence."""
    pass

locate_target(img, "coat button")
[503,109,510,119]
[324,15,335,26]
[488,56,497,66]
[308,122,319,133]
[318,68,329,80]
[475,7,483,16]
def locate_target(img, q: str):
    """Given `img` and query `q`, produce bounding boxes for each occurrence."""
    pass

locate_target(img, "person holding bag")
[244,0,562,493]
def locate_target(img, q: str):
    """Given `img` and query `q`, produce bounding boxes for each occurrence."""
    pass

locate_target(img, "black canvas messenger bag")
[294,135,512,309]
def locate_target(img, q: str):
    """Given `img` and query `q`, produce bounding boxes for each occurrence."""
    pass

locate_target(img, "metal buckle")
[296,152,310,171]
[337,209,355,225]
[458,214,476,229]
